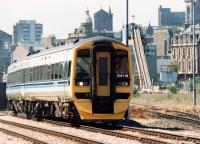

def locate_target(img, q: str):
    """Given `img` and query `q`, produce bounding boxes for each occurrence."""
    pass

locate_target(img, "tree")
[168,61,179,72]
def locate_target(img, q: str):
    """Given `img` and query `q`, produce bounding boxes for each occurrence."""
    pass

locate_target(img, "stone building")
[94,7,113,32]
[153,27,172,56]
[171,25,200,77]
[67,9,114,43]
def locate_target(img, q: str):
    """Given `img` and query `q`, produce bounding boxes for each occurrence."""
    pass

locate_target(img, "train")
[6,37,133,125]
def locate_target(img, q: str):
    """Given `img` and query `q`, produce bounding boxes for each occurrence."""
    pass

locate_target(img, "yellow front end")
[71,39,133,121]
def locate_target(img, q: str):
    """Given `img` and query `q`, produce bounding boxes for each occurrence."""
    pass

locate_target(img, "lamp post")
[126,0,129,46]
[192,0,197,106]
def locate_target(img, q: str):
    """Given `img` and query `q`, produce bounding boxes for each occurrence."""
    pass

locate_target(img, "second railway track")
[29,117,200,144]
[0,118,103,144]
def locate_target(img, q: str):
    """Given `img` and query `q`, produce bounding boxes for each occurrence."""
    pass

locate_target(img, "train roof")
[11,36,125,64]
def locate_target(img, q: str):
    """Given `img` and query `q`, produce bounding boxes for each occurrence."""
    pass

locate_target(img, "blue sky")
[0,0,185,38]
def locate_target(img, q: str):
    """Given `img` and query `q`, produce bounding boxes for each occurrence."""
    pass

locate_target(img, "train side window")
[43,65,48,81]
[54,63,59,80]
[58,63,64,79]
[68,61,71,79]
[30,68,33,82]
[51,64,55,80]
[33,67,37,81]
[17,70,20,84]
[63,61,68,80]
[36,67,40,81]
[39,66,43,81]
[25,69,28,83]
[21,69,25,83]
[47,65,51,80]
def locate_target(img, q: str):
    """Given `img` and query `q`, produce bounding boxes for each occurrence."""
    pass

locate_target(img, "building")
[158,5,185,26]
[171,25,200,77]
[11,35,63,62]
[67,9,115,43]
[153,27,174,56]
[13,20,43,44]
[185,0,200,25]
[94,7,113,32]
[0,30,12,82]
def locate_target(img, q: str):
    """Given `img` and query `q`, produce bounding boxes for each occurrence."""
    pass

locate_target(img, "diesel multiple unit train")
[6,37,133,125]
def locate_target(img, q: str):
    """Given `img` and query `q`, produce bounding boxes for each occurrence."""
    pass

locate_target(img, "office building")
[13,20,43,44]
[0,30,12,82]
[185,0,200,24]
[158,5,185,26]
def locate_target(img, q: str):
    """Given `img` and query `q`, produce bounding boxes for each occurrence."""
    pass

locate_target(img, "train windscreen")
[115,50,130,86]
[76,49,90,86]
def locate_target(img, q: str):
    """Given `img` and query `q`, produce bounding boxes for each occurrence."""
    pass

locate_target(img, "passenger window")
[59,63,64,79]
[51,64,54,80]
[36,67,40,81]
[39,66,43,81]
[43,65,47,81]
[33,67,37,81]
[68,61,71,79]
[47,65,51,80]
[54,63,59,80]
[64,62,68,80]
[30,68,33,82]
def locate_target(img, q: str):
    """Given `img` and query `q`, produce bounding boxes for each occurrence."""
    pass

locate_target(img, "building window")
[188,48,190,58]
[182,62,185,72]
[173,49,176,59]
[183,48,186,59]
[188,61,191,71]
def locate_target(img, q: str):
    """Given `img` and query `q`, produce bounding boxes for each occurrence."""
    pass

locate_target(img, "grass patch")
[131,92,200,114]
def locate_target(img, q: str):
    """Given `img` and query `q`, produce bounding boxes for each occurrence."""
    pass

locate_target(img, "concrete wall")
[0,83,7,109]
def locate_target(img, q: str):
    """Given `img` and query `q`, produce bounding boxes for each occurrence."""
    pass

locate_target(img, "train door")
[96,52,110,97]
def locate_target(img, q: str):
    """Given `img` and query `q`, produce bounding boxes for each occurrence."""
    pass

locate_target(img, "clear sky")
[0,0,185,38]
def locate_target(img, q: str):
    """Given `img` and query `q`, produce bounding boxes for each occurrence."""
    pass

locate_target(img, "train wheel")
[69,105,81,127]
[25,101,32,119]
[111,121,119,126]
[35,102,44,121]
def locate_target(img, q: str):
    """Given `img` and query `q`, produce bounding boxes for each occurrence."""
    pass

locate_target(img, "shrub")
[168,84,179,94]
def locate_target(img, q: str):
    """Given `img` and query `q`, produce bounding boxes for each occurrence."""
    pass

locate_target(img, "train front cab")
[72,40,133,121]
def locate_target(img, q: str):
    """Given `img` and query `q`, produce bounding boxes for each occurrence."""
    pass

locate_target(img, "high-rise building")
[94,7,113,32]
[13,20,43,44]
[0,30,12,82]
[185,0,200,24]
[158,5,185,26]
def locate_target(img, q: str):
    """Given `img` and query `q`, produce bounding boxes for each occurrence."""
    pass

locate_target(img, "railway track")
[2,115,173,144]
[0,119,103,144]
[5,113,200,144]
[131,103,200,128]
[40,119,200,144]
[121,125,200,144]
[0,127,47,144]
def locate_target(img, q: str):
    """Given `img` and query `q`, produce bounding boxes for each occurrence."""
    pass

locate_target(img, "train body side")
[6,47,74,102]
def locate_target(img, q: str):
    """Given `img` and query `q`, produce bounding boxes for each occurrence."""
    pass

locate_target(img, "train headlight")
[78,82,84,86]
